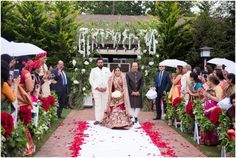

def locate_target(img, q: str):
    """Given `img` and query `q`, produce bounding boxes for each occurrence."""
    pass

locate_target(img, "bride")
[101,66,132,129]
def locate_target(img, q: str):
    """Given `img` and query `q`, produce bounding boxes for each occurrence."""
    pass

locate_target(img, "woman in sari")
[101,66,132,129]
[168,65,183,104]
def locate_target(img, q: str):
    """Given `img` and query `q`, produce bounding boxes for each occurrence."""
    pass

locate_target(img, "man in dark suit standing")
[51,60,68,118]
[154,64,171,120]
[126,62,143,124]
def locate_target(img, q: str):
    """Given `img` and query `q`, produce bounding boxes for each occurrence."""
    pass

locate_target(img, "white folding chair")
[31,102,39,127]
[220,146,226,158]
[193,116,200,144]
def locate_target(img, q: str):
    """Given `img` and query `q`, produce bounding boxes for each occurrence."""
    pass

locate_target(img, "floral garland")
[176,100,193,131]
[19,106,32,125]
[1,112,14,138]
[218,110,235,155]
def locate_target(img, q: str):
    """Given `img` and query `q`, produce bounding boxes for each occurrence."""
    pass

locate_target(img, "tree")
[1,1,17,41]
[77,1,148,15]
[188,1,235,66]
[153,2,193,61]
[45,1,80,66]
[10,1,49,49]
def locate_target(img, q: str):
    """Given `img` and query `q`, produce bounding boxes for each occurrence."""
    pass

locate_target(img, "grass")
[32,109,71,156]
[172,126,221,157]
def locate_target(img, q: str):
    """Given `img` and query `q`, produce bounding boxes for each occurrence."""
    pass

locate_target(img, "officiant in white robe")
[89,58,111,125]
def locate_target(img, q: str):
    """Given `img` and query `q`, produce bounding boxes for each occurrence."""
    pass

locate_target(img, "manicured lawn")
[172,127,221,157]
[32,109,71,156]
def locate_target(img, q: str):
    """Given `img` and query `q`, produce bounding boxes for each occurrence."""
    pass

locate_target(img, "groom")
[89,58,111,125]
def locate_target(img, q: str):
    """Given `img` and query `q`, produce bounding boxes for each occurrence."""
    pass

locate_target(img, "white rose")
[89,58,93,62]
[145,70,148,76]
[74,68,78,71]
[82,87,86,91]
[137,55,142,60]
[143,49,147,53]
[149,61,154,66]
[84,61,89,65]
[141,66,144,70]
[81,69,86,74]
[73,80,79,84]
[72,59,77,66]
[156,54,160,58]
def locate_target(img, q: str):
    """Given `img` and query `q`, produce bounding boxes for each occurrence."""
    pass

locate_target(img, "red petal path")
[35,108,206,157]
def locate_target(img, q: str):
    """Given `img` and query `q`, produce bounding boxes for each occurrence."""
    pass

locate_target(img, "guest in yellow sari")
[168,66,183,104]
[101,66,132,129]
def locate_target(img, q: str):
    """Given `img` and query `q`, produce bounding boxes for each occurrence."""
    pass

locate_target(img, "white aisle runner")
[78,121,163,158]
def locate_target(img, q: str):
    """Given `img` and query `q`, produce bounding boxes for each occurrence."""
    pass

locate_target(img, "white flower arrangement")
[89,58,93,62]
[111,90,122,98]
[73,80,79,84]
[81,69,86,74]
[72,59,77,66]
[149,61,154,66]
[145,70,149,76]
[84,61,89,65]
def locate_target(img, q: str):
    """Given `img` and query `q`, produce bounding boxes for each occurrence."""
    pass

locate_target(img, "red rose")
[209,107,222,126]
[227,129,235,141]
[1,112,14,138]
[41,97,50,111]
[19,105,32,125]
[47,95,55,106]
[186,101,194,117]
[172,97,182,108]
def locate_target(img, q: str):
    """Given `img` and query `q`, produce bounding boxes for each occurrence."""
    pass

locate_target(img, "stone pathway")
[35,108,206,157]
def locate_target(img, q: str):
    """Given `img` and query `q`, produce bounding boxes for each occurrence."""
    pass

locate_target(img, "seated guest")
[227,94,235,128]
[215,69,228,96]
[187,72,202,98]
[200,75,223,114]
[225,73,235,98]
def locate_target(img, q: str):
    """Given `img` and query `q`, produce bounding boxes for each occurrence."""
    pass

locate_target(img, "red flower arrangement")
[41,97,50,111]
[19,105,32,125]
[186,101,194,117]
[227,129,235,141]
[47,95,55,106]
[172,97,182,108]
[1,112,14,138]
[69,121,89,157]
[141,122,177,157]
[209,107,222,126]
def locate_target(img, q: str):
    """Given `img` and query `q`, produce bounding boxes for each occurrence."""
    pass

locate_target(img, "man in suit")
[154,64,171,120]
[126,62,143,124]
[89,58,111,125]
[51,60,68,118]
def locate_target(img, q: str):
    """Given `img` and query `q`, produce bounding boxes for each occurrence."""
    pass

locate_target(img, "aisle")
[78,122,162,158]
[35,109,206,157]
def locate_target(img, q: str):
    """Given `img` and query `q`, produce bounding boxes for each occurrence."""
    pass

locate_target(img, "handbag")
[146,87,157,100]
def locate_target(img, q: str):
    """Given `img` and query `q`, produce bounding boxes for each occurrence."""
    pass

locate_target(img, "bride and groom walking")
[89,58,143,129]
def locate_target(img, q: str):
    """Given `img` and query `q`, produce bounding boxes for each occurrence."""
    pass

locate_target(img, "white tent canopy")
[207,58,235,74]
[1,37,46,57]
[159,59,188,68]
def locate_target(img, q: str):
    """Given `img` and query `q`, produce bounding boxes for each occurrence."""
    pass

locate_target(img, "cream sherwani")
[89,67,111,121]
